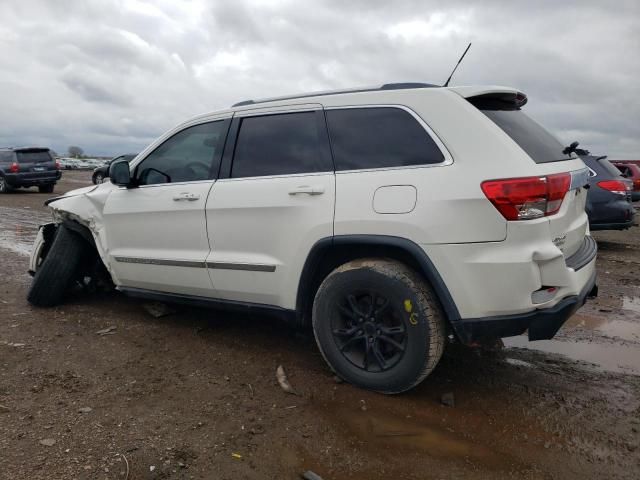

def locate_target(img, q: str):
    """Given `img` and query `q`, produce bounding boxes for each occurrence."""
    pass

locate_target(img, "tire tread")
[312,258,445,394]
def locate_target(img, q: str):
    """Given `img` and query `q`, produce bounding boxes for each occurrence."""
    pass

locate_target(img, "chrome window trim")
[570,167,590,190]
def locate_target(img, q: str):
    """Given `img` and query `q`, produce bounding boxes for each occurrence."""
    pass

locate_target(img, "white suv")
[28,83,597,393]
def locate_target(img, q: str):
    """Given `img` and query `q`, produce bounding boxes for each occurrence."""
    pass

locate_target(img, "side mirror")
[110,160,133,187]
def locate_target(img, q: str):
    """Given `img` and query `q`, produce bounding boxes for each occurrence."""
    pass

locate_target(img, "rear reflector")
[9,162,19,173]
[481,173,571,220]
[597,180,628,195]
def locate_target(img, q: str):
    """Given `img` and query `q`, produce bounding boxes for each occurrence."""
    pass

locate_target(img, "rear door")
[474,101,590,257]
[205,105,335,308]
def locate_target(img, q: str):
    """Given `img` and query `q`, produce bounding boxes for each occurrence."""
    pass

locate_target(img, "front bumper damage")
[27,223,57,276]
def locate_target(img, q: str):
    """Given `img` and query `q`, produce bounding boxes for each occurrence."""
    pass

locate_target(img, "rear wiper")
[562,141,580,155]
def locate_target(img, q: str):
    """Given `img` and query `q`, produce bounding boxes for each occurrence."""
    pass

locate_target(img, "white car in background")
[26,82,597,393]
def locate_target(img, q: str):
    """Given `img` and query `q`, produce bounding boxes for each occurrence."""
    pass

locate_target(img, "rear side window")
[16,151,52,163]
[475,101,573,163]
[325,107,444,171]
[0,151,14,162]
[231,112,330,178]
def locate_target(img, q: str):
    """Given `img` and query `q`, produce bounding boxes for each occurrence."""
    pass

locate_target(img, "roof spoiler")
[466,91,528,108]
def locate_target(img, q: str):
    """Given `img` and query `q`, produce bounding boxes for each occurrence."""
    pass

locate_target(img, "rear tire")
[0,176,13,193]
[27,226,89,307]
[38,184,54,193]
[312,258,445,394]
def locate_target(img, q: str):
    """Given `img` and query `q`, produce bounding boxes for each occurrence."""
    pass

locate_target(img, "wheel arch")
[295,235,461,329]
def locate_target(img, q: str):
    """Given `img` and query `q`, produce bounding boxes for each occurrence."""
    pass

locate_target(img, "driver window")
[136,120,227,185]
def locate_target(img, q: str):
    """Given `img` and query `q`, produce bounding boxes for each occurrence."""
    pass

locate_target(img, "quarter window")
[231,112,329,178]
[325,108,445,171]
[136,120,228,185]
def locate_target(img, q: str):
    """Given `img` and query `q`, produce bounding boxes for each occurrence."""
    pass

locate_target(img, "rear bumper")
[590,220,634,231]
[5,171,60,187]
[452,268,597,343]
[587,197,635,227]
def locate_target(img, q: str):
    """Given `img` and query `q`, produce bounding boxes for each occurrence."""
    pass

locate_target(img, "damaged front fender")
[28,223,57,275]
[44,183,114,276]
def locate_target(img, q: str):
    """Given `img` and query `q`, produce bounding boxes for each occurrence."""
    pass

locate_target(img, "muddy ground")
[1,171,639,480]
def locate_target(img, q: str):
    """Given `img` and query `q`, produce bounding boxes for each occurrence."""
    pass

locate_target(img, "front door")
[205,107,335,309]
[102,118,230,296]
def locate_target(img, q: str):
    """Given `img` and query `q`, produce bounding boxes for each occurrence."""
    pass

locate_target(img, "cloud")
[0,0,638,158]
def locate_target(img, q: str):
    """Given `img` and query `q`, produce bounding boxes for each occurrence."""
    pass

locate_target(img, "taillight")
[481,173,571,221]
[55,159,61,170]
[634,179,640,191]
[597,180,628,195]
[9,162,19,173]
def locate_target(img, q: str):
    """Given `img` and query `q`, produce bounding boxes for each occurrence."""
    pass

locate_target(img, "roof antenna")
[443,43,472,87]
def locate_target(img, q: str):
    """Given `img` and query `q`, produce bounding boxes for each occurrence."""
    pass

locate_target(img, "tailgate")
[547,167,590,258]
[464,92,592,260]
[16,149,55,173]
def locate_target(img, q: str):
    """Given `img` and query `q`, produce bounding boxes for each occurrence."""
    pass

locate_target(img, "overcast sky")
[1,0,638,158]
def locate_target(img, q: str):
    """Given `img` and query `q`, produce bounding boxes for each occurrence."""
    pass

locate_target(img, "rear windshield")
[17,150,52,163]
[598,157,624,177]
[475,100,573,164]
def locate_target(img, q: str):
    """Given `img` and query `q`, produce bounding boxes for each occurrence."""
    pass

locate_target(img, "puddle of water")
[504,335,640,375]
[0,206,51,256]
[622,296,640,315]
[566,313,640,342]
[330,407,510,468]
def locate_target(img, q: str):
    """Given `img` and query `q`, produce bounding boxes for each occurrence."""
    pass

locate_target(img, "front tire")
[94,173,103,184]
[27,226,89,307]
[312,258,445,394]
[0,176,13,193]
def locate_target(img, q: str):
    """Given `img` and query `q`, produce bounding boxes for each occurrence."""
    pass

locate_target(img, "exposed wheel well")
[296,236,460,330]
[50,220,113,289]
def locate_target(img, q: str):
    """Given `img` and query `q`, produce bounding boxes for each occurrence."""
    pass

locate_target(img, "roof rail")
[231,82,438,108]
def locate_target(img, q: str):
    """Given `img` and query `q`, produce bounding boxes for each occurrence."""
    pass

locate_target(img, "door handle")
[173,192,200,201]
[288,185,325,196]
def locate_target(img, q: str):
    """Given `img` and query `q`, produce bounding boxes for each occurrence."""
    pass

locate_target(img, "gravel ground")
[1,171,639,479]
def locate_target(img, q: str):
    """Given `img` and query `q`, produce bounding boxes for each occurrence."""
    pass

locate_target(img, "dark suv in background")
[92,154,137,184]
[0,147,61,193]
[578,150,635,230]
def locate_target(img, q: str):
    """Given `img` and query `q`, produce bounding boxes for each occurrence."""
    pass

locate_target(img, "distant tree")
[67,146,84,158]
